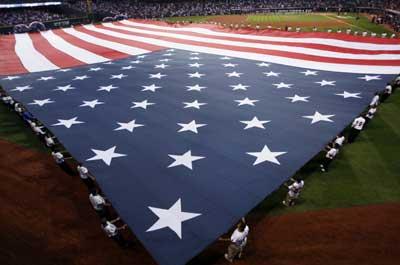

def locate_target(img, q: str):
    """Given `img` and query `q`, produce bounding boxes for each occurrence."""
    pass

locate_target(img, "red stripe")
[29,32,84,68]
[134,19,400,45]
[122,21,400,55]
[0,35,27,75]
[51,28,128,60]
[100,23,400,66]
[74,25,164,52]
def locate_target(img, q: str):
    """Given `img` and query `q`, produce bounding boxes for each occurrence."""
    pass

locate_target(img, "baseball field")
[1,12,400,265]
[165,12,394,34]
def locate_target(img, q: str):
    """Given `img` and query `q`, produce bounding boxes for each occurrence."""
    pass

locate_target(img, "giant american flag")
[1,19,399,265]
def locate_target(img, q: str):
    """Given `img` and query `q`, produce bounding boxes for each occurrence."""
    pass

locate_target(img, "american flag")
[0,20,398,265]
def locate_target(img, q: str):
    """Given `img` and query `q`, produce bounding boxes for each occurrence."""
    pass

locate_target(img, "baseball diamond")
[0,1,399,265]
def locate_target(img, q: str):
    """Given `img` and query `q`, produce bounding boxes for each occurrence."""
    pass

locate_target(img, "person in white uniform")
[77,163,95,188]
[283,178,305,206]
[348,115,366,143]
[320,144,339,172]
[220,218,249,262]
[365,106,377,126]
[89,189,110,218]
[369,92,380,107]
[101,217,128,247]
[333,134,345,148]
[380,83,392,103]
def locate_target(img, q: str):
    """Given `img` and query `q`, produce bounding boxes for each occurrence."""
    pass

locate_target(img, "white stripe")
[111,22,400,60]
[85,24,400,74]
[61,27,150,56]
[14,33,59,72]
[40,30,109,64]
[122,20,400,52]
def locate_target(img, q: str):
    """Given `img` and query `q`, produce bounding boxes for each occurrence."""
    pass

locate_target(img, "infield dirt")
[0,139,399,265]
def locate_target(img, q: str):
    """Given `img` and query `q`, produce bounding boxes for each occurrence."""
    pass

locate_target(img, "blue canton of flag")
[1,49,391,265]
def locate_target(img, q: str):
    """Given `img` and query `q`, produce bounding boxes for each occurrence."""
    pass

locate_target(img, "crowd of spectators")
[1,0,400,29]
[63,0,400,19]
[0,8,71,26]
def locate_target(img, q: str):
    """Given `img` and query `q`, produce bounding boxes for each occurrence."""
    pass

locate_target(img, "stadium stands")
[0,1,399,32]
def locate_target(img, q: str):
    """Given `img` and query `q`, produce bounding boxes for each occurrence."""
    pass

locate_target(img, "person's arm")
[110,217,121,224]
[117,224,128,231]
[88,172,96,180]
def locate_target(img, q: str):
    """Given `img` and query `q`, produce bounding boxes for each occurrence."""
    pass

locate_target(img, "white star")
[114,119,144,132]
[335,91,361,98]
[54,84,76,92]
[358,75,381,81]
[89,67,103,72]
[189,57,201,60]
[159,59,171,62]
[315,80,336,86]
[52,117,85,128]
[80,99,104,108]
[240,116,270,130]
[166,49,175,52]
[188,63,203,68]
[142,84,161,92]
[230,84,249,91]
[137,55,147,59]
[73,75,89,81]
[121,65,135,70]
[273,82,293,89]
[188,72,205,78]
[226,71,243,77]
[86,146,127,166]
[57,68,71,72]
[110,74,127,79]
[177,120,207,134]
[149,73,167,79]
[183,100,207,109]
[301,70,318,76]
[162,53,173,57]
[234,97,259,106]
[154,64,169,69]
[257,62,270,67]
[12,85,33,92]
[37,76,55,81]
[186,84,206,92]
[303,111,335,124]
[3,76,20,81]
[263,71,280,77]
[190,52,199,55]
[168,150,205,170]
[130,60,143,64]
[131,99,155,109]
[247,145,287,165]
[223,63,238,67]
[98,85,118,92]
[147,198,201,239]
[220,56,232,60]
[29,98,54,106]
[286,94,310,102]
[103,61,114,65]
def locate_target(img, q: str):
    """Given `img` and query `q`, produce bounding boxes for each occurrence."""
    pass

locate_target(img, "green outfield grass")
[164,15,215,23]
[0,103,46,151]
[165,12,393,34]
